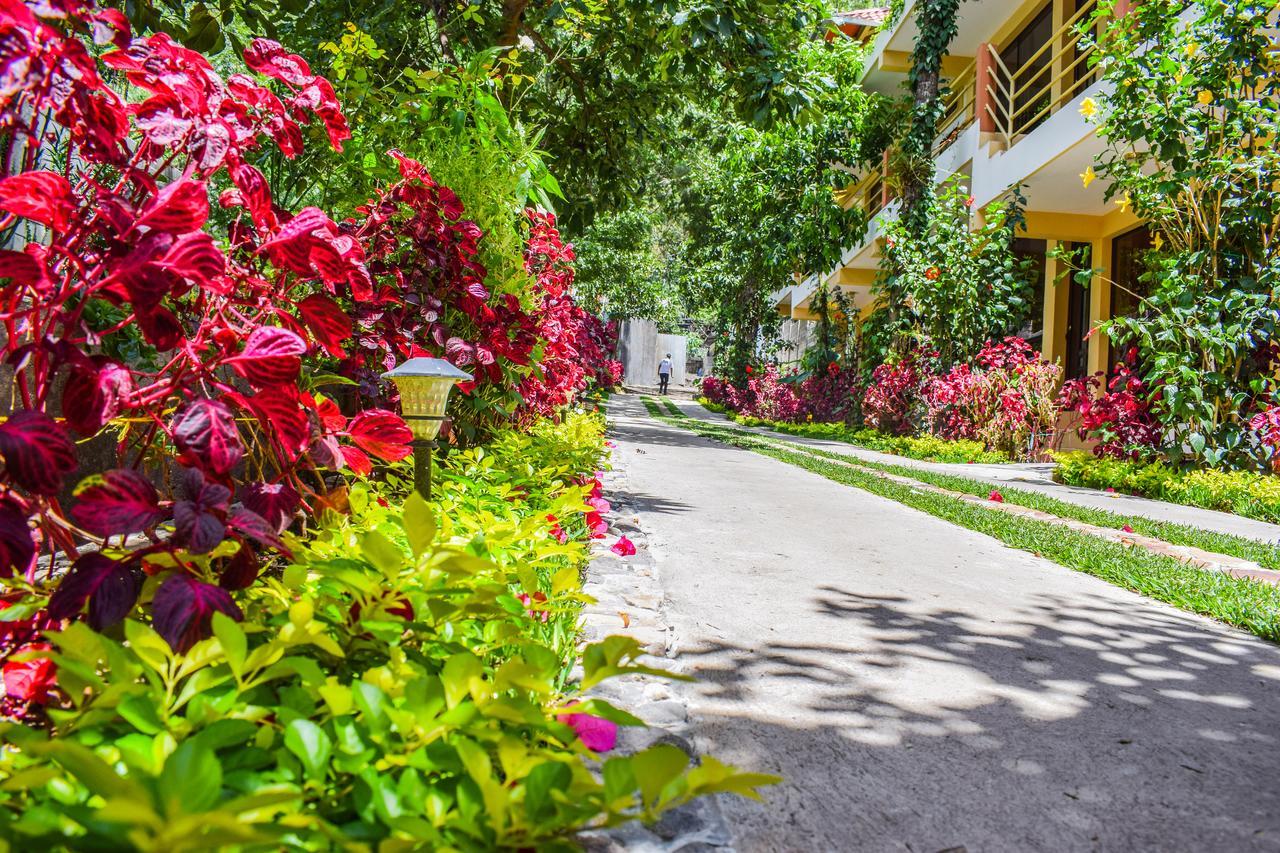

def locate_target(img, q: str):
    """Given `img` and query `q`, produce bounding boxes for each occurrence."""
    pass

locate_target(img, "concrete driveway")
[609,394,1280,852]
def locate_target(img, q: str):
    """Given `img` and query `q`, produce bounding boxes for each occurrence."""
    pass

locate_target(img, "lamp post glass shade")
[381,357,473,441]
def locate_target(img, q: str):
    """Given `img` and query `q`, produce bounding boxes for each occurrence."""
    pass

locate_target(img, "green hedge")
[1053,452,1280,524]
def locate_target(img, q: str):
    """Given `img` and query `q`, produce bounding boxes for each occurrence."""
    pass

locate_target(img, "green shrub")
[1053,451,1280,524]
[0,411,773,849]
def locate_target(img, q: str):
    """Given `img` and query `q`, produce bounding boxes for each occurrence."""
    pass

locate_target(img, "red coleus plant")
[0,1,409,652]
[1059,348,1162,461]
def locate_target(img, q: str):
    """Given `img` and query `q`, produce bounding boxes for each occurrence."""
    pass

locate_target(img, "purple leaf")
[72,469,164,537]
[0,500,35,579]
[171,399,243,476]
[0,410,77,495]
[152,574,242,651]
[219,546,260,590]
[241,481,299,534]
[226,506,285,553]
[48,553,142,630]
[173,501,226,554]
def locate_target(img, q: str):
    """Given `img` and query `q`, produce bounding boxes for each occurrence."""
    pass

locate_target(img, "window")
[1110,225,1152,319]
[1013,237,1047,344]
[1000,3,1054,135]
[1063,241,1092,380]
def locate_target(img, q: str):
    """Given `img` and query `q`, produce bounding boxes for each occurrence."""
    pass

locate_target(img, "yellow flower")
[1079,97,1098,119]
[1198,90,1214,105]
[1081,166,1097,189]
[1184,41,1198,58]
[1115,193,1131,214]
[1152,232,1165,251]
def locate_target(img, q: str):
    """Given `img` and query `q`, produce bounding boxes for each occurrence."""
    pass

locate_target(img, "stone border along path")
[673,398,1280,545]
[576,422,738,853]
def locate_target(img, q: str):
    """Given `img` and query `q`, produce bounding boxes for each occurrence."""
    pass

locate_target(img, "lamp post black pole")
[411,438,436,498]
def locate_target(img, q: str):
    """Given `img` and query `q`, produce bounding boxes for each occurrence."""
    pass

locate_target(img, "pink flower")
[588,496,612,514]
[546,514,568,544]
[1106,487,1116,493]
[585,510,608,539]
[610,535,636,557]
[965,195,975,207]
[988,490,1004,503]
[557,706,618,752]
[517,591,550,623]
[1122,524,1134,533]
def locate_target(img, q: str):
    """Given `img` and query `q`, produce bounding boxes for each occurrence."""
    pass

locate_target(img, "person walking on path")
[658,354,673,395]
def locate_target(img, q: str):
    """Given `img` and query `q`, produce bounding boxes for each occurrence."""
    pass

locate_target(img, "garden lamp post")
[381,357,472,498]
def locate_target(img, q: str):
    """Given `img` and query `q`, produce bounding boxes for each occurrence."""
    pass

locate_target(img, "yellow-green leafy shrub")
[1053,451,1280,524]
[0,411,774,849]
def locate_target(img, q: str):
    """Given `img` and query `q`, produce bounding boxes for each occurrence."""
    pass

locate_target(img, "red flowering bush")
[517,211,621,420]
[1059,349,1163,461]
[1249,406,1280,473]
[702,362,860,424]
[923,338,1061,458]
[862,351,931,435]
[0,3,412,665]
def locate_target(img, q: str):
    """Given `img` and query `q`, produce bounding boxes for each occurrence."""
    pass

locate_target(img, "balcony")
[980,0,1100,148]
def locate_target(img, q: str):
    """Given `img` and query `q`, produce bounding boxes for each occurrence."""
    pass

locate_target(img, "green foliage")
[1053,452,1280,525]
[1086,0,1280,470]
[873,180,1033,367]
[573,207,675,323]
[898,0,961,235]
[0,412,775,848]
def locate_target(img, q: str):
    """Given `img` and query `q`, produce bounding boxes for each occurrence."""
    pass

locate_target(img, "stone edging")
[577,431,736,853]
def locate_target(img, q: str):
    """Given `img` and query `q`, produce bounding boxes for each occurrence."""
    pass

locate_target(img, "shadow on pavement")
[673,586,1280,850]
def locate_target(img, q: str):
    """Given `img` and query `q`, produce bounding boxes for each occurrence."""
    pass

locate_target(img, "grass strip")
[643,400,1280,642]
[660,398,683,417]
[679,401,1280,571]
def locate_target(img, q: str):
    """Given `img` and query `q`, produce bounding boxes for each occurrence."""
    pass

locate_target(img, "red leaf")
[231,326,306,387]
[151,574,242,652]
[136,179,208,234]
[0,246,50,294]
[243,38,313,86]
[0,410,77,495]
[155,232,225,291]
[48,553,142,630]
[347,410,412,462]
[72,469,164,537]
[316,397,346,431]
[238,389,310,461]
[62,359,134,437]
[298,293,352,358]
[3,655,55,704]
[0,171,75,230]
[171,399,243,476]
[340,445,372,475]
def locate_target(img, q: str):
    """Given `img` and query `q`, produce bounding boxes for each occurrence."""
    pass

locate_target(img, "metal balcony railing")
[934,58,977,154]
[984,0,1100,145]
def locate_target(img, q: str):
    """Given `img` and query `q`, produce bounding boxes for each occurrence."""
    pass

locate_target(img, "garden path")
[607,392,1280,851]
[673,399,1280,544]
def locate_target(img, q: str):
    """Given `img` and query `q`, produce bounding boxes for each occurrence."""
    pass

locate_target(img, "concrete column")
[1087,237,1113,376]
[880,150,891,207]
[1041,240,1069,366]
[975,43,996,133]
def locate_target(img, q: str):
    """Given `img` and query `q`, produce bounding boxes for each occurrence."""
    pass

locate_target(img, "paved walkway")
[608,393,1280,851]
[673,399,1280,544]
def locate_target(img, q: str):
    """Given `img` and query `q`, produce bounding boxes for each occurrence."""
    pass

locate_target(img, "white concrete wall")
[618,320,688,386]
[656,334,688,387]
